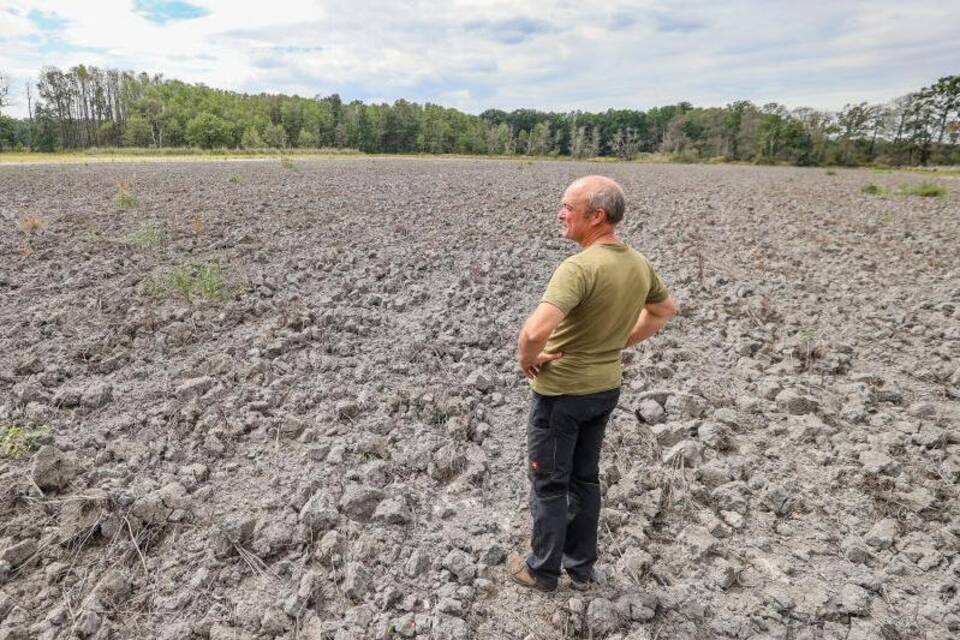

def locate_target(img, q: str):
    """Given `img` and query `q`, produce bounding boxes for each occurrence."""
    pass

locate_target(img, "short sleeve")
[645,262,669,304]
[541,260,586,314]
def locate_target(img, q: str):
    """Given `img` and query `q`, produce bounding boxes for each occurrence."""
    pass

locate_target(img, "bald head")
[567,176,626,225]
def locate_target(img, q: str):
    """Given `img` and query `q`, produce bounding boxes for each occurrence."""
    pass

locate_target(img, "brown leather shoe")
[507,554,556,592]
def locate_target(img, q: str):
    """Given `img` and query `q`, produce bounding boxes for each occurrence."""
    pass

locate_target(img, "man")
[508,175,679,592]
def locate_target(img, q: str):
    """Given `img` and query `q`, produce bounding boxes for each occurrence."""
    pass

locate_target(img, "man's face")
[557,185,596,242]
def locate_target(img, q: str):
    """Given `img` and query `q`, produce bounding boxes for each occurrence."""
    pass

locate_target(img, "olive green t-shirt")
[531,243,668,396]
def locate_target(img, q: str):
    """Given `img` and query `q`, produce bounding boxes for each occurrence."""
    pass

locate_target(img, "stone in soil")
[859,450,900,475]
[300,489,339,533]
[442,549,476,583]
[338,484,385,521]
[81,382,113,408]
[1,540,37,569]
[775,389,818,415]
[342,562,369,602]
[31,445,79,492]
[372,495,411,524]
[636,399,665,424]
[586,597,621,636]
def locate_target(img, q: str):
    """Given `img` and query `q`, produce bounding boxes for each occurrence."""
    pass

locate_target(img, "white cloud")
[1,0,958,119]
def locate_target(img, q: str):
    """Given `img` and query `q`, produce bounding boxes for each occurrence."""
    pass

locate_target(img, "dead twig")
[124,516,150,577]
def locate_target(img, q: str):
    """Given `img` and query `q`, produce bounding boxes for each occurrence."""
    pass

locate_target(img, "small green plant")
[861,183,884,195]
[879,212,895,225]
[897,181,946,197]
[279,156,297,171]
[146,261,234,302]
[128,221,167,248]
[1,424,49,459]
[227,173,242,184]
[825,169,837,176]
[117,180,140,209]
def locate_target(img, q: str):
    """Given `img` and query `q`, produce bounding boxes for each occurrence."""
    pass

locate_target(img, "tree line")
[0,65,957,166]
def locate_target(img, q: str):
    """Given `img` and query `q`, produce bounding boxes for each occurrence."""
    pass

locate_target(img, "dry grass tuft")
[859,475,908,518]
[117,180,140,209]
[190,212,205,238]
[17,213,49,235]
[794,327,824,372]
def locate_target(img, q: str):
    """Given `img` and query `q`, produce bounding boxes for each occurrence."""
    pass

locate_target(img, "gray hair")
[585,182,625,224]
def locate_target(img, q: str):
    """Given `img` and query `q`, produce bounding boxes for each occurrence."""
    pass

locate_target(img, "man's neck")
[579,230,620,249]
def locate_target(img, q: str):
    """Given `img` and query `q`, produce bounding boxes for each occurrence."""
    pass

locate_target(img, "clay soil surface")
[1,158,959,640]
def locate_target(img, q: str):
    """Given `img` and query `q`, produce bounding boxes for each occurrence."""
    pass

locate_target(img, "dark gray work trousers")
[525,387,620,588]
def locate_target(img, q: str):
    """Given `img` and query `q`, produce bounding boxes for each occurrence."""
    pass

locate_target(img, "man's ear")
[592,209,609,226]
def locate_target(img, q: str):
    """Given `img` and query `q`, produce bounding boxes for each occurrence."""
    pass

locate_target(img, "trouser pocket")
[527,392,556,479]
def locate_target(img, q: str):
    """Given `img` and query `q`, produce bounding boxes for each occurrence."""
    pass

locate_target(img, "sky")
[1,0,958,118]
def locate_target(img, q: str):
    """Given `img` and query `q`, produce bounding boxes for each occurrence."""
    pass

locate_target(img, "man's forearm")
[518,330,549,365]
[625,310,670,347]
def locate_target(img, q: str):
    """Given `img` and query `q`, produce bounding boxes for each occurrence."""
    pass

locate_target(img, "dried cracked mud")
[1,157,959,640]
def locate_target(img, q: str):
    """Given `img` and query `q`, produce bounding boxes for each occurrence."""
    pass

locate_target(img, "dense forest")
[0,66,957,166]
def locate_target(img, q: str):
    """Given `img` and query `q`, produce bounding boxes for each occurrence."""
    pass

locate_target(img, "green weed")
[280,156,298,171]
[825,169,837,176]
[145,261,235,302]
[897,181,946,197]
[861,183,884,195]
[128,221,167,248]
[227,173,242,184]
[0,424,49,459]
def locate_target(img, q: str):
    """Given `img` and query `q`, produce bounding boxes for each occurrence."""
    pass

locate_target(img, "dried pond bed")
[1,158,959,639]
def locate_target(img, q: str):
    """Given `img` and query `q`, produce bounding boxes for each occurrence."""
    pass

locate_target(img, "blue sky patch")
[610,12,637,31]
[38,36,108,56]
[412,75,495,102]
[656,14,706,33]
[28,9,69,30]
[464,17,557,45]
[133,1,210,25]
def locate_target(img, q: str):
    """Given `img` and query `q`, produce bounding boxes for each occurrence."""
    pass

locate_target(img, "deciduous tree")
[186,112,233,149]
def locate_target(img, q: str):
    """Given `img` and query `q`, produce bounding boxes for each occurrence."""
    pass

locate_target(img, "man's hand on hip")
[520,352,563,379]
[517,303,566,379]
